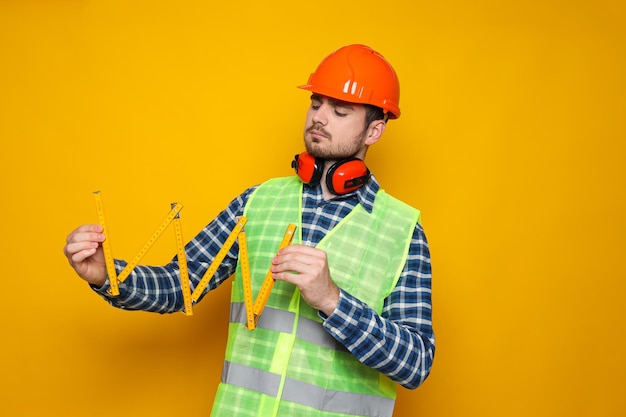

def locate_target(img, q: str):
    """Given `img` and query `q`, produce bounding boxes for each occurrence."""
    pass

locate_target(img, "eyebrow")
[311,94,355,111]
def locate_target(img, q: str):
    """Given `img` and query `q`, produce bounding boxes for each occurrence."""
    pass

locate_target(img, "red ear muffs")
[326,157,370,195]
[292,152,370,195]
[292,151,323,185]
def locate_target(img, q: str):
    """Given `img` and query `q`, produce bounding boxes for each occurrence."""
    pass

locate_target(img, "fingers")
[275,244,324,262]
[64,241,99,264]
[271,245,327,280]
[64,224,105,263]
[63,224,108,285]
[271,245,339,315]
[65,224,104,244]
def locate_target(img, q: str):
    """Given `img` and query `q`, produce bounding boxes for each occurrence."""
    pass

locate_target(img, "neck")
[320,160,336,200]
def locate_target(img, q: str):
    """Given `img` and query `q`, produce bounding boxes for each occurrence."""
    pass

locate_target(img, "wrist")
[318,284,340,316]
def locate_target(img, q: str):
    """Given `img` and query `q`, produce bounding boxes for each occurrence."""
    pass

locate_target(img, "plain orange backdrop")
[1,1,625,416]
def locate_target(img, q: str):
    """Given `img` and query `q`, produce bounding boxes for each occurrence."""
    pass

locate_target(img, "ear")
[364,119,386,146]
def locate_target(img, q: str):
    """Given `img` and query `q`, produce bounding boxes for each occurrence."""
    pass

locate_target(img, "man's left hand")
[270,244,340,316]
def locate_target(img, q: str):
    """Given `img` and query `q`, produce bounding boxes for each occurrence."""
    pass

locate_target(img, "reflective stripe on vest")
[230,302,348,351]
[211,176,420,417]
[221,360,396,417]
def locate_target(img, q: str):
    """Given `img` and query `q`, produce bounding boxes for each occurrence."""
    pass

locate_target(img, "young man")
[64,44,435,417]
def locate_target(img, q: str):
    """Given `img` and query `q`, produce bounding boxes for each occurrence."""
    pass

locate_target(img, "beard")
[304,123,368,160]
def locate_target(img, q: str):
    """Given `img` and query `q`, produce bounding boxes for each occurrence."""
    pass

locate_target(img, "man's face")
[303,94,369,161]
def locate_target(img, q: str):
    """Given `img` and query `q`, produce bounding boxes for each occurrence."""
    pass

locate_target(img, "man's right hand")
[63,224,108,287]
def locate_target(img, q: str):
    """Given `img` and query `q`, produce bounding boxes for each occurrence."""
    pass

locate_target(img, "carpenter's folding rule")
[190,220,297,330]
[247,223,297,329]
[93,192,296,327]
[93,191,193,315]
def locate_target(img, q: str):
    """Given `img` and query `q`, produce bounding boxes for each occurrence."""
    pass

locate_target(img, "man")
[64,44,435,417]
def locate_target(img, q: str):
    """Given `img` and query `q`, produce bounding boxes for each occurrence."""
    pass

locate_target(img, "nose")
[312,102,329,125]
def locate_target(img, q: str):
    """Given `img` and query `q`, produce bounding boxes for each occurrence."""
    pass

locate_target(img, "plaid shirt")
[96,175,435,389]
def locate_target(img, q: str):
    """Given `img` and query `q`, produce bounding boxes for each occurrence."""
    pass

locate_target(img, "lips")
[307,125,331,140]
[310,130,327,140]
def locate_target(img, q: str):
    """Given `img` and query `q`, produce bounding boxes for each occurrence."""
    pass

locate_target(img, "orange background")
[1,1,625,416]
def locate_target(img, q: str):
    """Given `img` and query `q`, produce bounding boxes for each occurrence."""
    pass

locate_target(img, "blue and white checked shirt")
[95,175,435,389]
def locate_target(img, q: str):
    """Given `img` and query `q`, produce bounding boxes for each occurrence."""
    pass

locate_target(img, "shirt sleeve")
[91,187,256,313]
[321,222,435,389]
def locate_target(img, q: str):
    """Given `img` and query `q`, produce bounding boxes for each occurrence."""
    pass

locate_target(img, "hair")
[364,104,387,128]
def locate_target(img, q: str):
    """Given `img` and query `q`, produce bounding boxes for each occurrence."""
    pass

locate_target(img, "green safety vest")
[211,176,420,417]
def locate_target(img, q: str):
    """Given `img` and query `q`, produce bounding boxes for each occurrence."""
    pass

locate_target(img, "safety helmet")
[298,44,401,119]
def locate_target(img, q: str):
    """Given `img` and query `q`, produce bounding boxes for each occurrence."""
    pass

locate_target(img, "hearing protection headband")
[292,152,370,195]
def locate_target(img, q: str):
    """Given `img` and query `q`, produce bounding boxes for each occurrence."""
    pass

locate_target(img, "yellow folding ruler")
[246,223,297,329]
[93,192,193,315]
[190,216,248,303]
[93,192,296,327]
[189,219,297,330]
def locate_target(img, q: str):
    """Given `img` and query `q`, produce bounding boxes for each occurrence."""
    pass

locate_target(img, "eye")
[310,99,322,110]
[334,109,347,117]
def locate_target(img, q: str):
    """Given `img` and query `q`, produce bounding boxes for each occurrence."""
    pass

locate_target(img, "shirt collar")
[302,174,379,213]
[357,174,379,213]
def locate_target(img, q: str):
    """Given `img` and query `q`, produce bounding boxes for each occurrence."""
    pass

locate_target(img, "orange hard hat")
[298,44,401,119]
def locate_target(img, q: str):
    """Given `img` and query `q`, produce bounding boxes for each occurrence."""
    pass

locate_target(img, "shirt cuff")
[320,288,364,343]
[89,259,127,296]
[90,279,110,294]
